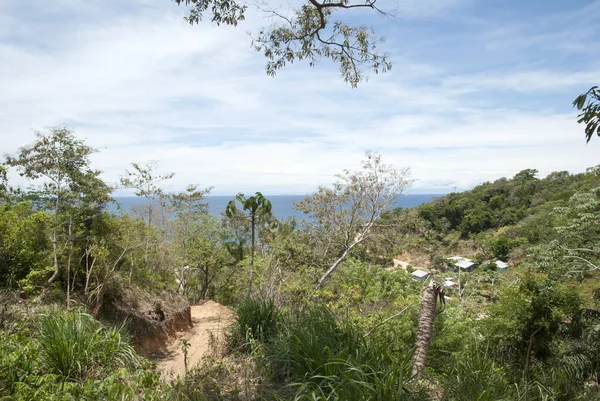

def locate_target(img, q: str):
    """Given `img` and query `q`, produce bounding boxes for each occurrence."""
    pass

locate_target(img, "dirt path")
[157,301,235,380]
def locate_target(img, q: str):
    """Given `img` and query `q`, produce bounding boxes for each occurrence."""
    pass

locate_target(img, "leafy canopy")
[573,85,600,143]
[173,0,391,87]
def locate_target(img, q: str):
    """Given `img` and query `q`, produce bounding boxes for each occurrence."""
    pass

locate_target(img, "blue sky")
[1,0,598,195]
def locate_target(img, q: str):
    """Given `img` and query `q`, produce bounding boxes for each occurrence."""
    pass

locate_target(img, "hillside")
[1,133,600,399]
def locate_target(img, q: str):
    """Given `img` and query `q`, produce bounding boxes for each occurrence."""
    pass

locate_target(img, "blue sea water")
[110,194,440,221]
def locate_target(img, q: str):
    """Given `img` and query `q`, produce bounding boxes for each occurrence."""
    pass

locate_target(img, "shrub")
[37,307,140,380]
[443,346,513,401]
[231,298,279,350]
[265,305,421,400]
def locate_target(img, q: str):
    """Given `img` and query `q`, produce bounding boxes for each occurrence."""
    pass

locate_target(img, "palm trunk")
[412,281,439,377]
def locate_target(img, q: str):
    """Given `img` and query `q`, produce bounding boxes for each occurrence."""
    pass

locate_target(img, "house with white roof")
[443,279,458,288]
[448,256,476,271]
[411,269,430,282]
[495,260,509,273]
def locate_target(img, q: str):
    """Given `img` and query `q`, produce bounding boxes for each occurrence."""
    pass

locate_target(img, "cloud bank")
[1,0,598,195]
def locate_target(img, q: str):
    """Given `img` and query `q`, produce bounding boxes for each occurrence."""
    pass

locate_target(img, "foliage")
[442,346,513,401]
[5,127,112,286]
[3,126,600,399]
[481,273,582,380]
[0,202,51,288]
[573,85,600,143]
[173,0,392,87]
[263,304,422,400]
[226,192,276,297]
[231,297,279,350]
[0,306,166,401]
[37,307,140,380]
[120,160,174,266]
[296,151,412,289]
[169,184,213,296]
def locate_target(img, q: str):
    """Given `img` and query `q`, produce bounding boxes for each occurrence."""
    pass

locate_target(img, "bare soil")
[156,301,235,380]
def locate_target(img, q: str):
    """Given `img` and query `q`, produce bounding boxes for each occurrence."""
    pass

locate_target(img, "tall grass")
[231,298,279,350]
[264,305,418,400]
[442,346,513,401]
[37,307,140,380]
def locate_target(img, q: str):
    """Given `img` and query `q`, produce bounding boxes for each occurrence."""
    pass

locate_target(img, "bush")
[37,307,140,380]
[443,346,513,401]
[264,305,422,400]
[231,298,279,350]
[0,306,168,401]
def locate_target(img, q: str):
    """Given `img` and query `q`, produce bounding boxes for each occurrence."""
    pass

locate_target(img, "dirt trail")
[157,301,235,380]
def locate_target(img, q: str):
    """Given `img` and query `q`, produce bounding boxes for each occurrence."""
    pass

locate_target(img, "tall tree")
[120,161,174,264]
[5,127,110,286]
[169,184,212,293]
[172,0,391,87]
[225,192,274,297]
[295,151,412,290]
[185,214,235,301]
[573,86,600,143]
[0,165,8,202]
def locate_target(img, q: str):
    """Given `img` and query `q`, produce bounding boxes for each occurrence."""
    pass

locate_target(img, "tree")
[172,0,391,87]
[169,184,212,293]
[295,151,412,290]
[536,187,600,277]
[5,127,110,286]
[412,281,445,377]
[513,168,538,182]
[0,202,50,288]
[0,165,8,202]
[120,161,174,264]
[573,86,600,143]
[184,215,235,301]
[225,192,275,297]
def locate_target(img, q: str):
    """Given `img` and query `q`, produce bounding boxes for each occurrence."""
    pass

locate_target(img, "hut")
[448,256,476,272]
[495,260,509,273]
[411,269,430,282]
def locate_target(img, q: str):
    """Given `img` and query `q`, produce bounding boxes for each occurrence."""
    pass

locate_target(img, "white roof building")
[443,279,458,288]
[449,257,476,271]
[411,269,430,282]
[495,260,509,272]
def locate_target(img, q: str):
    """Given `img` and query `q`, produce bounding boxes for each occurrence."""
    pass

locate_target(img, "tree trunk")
[84,255,96,295]
[412,281,439,377]
[248,214,255,297]
[47,192,61,285]
[200,266,210,300]
[66,217,72,309]
[315,246,352,290]
[177,231,188,294]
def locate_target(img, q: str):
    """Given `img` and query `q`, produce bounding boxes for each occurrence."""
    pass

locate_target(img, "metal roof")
[456,260,475,269]
[411,269,429,278]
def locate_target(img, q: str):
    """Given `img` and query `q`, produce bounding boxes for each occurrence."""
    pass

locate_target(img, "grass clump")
[231,298,279,350]
[442,346,512,401]
[37,307,140,380]
[257,304,421,400]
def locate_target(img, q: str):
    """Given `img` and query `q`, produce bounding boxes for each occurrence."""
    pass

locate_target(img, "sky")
[1,0,599,196]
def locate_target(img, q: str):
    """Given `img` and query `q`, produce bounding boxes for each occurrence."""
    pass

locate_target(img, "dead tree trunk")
[412,281,443,378]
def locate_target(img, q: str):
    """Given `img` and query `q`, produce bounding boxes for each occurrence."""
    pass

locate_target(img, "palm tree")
[225,192,274,297]
[412,280,445,377]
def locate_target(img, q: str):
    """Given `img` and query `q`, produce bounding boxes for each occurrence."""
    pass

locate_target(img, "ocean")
[110,194,440,221]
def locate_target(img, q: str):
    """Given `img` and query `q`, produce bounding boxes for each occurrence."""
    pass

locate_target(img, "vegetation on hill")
[1,126,599,399]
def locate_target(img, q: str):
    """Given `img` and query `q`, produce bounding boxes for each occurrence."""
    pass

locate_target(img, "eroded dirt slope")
[157,300,235,379]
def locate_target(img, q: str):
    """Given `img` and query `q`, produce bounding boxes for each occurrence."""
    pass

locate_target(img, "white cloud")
[1,0,599,196]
